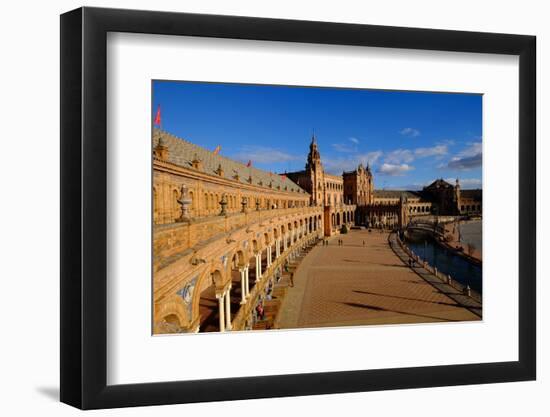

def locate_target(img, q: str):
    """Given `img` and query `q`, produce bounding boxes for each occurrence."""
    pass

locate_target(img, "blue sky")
[152,80,482,190]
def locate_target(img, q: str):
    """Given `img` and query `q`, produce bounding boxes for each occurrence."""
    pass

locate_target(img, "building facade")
[285,136,357,236]
[152,129,481,334]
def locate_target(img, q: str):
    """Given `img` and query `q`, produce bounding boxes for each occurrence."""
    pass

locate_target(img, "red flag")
[280,174,286,180]
[154,105,161,126]
[246,160,252,167]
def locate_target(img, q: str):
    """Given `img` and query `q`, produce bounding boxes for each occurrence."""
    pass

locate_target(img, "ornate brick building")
[285,135,356,236]
[152,129,481,334]
[152,129,355,334]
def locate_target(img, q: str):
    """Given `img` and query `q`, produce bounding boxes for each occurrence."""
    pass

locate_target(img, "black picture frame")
[60,6,536,410]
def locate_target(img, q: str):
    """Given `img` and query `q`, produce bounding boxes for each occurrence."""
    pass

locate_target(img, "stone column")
[276,239,281,258]
[245,266,250,297]
[240,268,247,304]
[225,289,232,330]
[217,294,225,332]
[257,254,263,279]
[268,246,272,266]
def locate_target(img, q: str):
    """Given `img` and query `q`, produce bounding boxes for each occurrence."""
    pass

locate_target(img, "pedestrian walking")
[256,303,265,320]
[289,272,294,287]
[362,240,365,247]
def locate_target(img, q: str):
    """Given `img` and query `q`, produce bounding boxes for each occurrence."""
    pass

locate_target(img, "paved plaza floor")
[276,229,480,329]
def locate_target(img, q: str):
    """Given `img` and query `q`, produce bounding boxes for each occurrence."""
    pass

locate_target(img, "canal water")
[406,236,483,294]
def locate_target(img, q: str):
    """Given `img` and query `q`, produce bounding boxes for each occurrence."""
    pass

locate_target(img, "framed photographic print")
[60,6,536,410]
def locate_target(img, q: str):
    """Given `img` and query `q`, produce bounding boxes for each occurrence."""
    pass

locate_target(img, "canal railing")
[390,232,482,314]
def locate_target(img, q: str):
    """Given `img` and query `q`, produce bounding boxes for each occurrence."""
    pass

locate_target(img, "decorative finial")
[176,184,192,222]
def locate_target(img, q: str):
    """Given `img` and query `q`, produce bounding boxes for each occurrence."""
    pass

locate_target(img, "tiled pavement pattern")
[276,230,480,329]
[389,233,482,317]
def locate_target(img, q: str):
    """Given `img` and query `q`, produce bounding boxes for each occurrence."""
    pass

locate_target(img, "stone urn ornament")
[176,184,192,222]
[219,194,228,216]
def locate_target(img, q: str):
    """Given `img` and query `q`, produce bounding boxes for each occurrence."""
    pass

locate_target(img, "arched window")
[189,191,195,213]
[172,189,179,221]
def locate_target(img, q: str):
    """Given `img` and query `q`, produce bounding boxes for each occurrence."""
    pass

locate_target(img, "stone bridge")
[405,220,447,238]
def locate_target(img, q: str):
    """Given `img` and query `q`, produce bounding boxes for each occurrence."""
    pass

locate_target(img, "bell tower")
[305,133,325,206]
[454,178,462,214]
[366,163,374,205]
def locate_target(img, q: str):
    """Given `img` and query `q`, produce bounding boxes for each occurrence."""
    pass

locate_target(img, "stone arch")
[154,294,190,334]
[194,269,224,332]
[231,250,246,268]
[189,190,195,214]
[172,188,179,221]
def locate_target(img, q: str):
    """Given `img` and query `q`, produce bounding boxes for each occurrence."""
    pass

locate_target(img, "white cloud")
[384,145,448,164]
[324,151,382,174]
[331,143,356,153]
[385,149,414,164]
[377,163,414,176]
[232,146,300,164]
[444,142,482,170]
[414,145,448,158]
[458,142,482,158]
[437,139,456,146]
[359,151,383,165]
[331,137,361,153]
[400,127,420,137]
